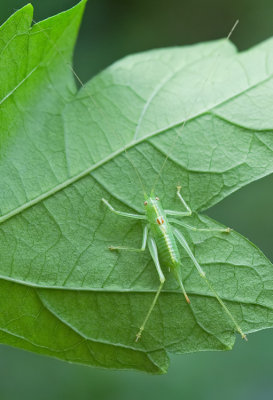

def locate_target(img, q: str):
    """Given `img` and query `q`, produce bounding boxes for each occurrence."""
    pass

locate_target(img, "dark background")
[1,0,273,399]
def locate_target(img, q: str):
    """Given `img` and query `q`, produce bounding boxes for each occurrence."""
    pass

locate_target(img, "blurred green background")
[1,0,273,399]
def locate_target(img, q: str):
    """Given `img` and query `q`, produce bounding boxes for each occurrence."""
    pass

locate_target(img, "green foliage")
[1,1,273,374]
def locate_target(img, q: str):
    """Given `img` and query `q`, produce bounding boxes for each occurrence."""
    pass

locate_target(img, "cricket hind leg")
[174,268,191,304]
[136,237,165,342]
[173,228,247,341]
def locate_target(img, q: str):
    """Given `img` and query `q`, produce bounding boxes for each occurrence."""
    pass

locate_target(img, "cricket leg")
[169,218,231,233]
[164,186,192,217]
[109,225,148,251]
[102,198,146,220]
[173,228,247,341]
[136,237,165,342]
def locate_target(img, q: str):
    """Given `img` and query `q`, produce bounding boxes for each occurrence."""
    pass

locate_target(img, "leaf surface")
[1,1,273,373]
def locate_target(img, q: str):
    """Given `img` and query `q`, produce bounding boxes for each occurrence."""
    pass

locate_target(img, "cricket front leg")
[164,186,192,217]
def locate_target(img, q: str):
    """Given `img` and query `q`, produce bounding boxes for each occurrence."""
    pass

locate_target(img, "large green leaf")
[1,1,273,373]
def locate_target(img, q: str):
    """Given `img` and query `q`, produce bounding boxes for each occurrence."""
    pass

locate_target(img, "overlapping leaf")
[0,1,273,373]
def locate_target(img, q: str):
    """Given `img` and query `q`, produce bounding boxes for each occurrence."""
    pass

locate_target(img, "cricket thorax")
[144,196,180,270]
[144,196,167,226]
[156,216,165,225]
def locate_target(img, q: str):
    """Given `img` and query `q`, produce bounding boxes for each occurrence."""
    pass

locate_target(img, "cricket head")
[143,195,165,222]
[144,189,160,205]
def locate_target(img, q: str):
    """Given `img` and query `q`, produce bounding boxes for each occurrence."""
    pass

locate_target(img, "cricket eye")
[144,201,148,206]
[155,197,159,200]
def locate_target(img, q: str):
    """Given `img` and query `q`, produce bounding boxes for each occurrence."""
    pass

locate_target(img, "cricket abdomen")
[154,229,181,270]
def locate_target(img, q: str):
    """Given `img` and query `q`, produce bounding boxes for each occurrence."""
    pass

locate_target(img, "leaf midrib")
[1,63,273,225]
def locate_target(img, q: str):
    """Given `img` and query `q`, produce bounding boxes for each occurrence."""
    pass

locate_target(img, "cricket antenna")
[32,18,81,84]
[32,16,147,200]
[227,19,239,40]
[151,19,240,194]
[124,148,148,198]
